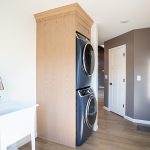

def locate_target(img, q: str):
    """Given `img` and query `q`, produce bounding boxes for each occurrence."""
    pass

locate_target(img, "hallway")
[20,102,150,150]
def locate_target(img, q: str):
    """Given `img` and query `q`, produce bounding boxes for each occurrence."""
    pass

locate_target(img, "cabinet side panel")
[36,14,76,147]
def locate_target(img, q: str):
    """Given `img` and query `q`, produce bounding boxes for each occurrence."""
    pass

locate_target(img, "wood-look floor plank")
[20,101,150,150]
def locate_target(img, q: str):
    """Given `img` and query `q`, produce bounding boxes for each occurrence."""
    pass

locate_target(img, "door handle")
[109,83,112,85]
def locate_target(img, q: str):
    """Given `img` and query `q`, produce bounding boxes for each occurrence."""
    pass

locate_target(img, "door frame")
[108,44,126,117]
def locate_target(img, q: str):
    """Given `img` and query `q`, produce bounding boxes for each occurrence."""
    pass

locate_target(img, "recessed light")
[120,20,129,24]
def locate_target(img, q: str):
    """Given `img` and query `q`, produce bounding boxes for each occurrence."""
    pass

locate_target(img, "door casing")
[108,44,126,117]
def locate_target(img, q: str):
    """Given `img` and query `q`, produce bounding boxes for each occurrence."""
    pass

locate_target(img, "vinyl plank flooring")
[20,101,150,150]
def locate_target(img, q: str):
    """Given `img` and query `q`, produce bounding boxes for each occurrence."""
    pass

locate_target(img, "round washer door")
[83,43,95,76]
[85,95,97,129]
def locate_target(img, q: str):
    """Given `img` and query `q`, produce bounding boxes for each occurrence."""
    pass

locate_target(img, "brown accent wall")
[104,31,134,118]
[105,28,150,120]
[98,46,104,87]
[134,28,150,120]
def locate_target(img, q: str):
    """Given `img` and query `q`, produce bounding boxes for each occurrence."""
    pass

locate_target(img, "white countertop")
[0,101,37,150]
[0,101,37,116]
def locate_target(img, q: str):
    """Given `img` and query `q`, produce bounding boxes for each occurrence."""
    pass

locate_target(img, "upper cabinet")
[35,3,93,39]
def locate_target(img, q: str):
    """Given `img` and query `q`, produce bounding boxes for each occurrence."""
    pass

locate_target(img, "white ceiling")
[76,0,150,44]
[5,0,150,45]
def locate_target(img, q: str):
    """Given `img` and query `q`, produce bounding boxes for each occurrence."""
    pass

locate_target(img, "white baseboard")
[103,106,110,111]
[103,107,150,125]
[93,124,98,131]
[124,116,150,125]
[8,136,30,150]
[16,135,31,148]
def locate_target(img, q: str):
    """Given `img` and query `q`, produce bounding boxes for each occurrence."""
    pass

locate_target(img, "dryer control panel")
[78,88,93,96]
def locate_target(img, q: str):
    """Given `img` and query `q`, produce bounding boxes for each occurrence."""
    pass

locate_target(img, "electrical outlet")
[105,74,108,79]
[137,75,141,81]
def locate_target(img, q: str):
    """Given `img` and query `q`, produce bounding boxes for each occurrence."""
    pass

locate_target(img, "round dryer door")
[85,95,97,129]
[83,43,95,76]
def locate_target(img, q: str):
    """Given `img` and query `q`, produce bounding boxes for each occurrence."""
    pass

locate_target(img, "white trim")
[8,136,30,150]
[124,115,150,125]
[103,106,110,111]
[93,125,98,131]
[99,86,104,89]
[103,106,150,125]
[16,136,31,148]
[16,129,37,149]
[104,108,150,125]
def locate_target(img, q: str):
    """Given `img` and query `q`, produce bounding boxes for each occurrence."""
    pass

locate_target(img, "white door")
[109,45,126,117]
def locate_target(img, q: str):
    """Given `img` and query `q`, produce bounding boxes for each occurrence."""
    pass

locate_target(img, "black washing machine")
[76,32,95,89]
[76,87,97,146]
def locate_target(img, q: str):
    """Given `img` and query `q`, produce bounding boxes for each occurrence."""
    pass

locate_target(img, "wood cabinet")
[35,3,93,147]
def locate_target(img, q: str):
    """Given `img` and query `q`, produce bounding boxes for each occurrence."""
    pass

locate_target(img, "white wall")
[0,1,36,104]
[0,0,98,146]
[91,23,98,131]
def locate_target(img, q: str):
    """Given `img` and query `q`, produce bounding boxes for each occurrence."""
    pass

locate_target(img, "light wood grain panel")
[35,3,93,148]
[75,16,91,39]
[34,3,93,27]
[36,14,76,147]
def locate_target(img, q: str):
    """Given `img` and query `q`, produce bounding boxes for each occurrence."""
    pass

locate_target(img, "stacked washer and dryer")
[76,32,97,146]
